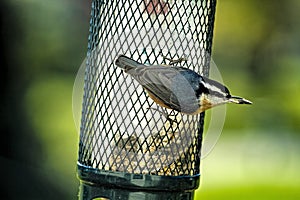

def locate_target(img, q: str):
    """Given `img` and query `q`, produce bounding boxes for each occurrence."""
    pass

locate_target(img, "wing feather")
[126,65,199,113]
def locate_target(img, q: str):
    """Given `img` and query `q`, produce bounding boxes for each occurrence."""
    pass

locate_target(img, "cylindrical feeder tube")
[77,0,217,199]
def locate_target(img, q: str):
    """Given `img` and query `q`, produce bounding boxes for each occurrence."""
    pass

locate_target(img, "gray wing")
[126,65,199,113]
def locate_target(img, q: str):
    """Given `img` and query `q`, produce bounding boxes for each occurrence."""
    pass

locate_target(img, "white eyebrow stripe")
[201,81,226,95]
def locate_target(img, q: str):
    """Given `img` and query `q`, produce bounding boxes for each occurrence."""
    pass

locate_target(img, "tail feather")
[115,55,143,72]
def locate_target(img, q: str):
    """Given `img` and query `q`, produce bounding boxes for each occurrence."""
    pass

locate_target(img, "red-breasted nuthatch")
[115,55,252,115]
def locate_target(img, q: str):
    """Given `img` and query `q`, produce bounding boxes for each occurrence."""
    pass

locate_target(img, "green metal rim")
[77,163,200,192]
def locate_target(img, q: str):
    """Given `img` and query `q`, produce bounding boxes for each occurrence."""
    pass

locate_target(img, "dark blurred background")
[1,0,91,199]
[1,0,299,199]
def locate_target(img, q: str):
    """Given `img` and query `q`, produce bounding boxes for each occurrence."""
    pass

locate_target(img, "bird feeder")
[77,0,217,199]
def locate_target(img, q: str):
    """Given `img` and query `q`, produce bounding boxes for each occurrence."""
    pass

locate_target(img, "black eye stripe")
[198,79,230,98]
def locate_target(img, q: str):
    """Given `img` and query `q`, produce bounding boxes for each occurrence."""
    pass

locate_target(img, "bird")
[115,55,252,115]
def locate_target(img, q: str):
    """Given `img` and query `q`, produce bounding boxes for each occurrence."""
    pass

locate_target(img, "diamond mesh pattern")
[79,0,216,176]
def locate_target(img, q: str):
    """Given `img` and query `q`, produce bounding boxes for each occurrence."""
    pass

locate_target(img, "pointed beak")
[228,96,252,104]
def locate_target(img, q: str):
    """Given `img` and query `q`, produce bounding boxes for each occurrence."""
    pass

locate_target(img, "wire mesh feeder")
[78,0,216,199]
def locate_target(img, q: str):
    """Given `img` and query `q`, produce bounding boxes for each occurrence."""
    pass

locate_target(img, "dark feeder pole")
[77,0,217,199]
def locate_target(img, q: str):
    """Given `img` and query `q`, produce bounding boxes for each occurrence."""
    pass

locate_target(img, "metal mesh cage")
[78,0,216,178]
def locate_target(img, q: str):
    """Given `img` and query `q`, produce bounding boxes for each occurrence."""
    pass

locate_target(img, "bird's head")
[199,77,252,109]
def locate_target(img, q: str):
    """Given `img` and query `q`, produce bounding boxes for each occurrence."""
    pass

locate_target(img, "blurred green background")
[1,0,299,199]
